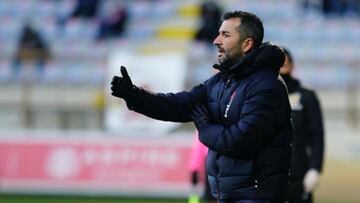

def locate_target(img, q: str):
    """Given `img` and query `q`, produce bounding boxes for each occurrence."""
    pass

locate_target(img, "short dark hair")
[222,11,264,48]
[282,47,293,64]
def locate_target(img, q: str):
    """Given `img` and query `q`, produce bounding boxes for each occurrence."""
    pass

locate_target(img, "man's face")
[213,18,244,65]
[279,55,293,75]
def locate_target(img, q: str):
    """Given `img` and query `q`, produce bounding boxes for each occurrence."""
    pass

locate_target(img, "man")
[280,48,324,203]
[111,11,292,203]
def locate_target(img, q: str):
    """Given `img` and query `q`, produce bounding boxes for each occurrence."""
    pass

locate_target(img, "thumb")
[120,66,131,82]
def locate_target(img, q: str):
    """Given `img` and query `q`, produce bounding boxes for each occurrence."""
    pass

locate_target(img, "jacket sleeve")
[304,90,324,172]
[198,83,290,158]
[124,82,208,122]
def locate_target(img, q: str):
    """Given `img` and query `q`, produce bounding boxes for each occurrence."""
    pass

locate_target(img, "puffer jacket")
[125,42,293,201]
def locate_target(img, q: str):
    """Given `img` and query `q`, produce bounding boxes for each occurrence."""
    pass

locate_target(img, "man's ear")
[242,38,254,53]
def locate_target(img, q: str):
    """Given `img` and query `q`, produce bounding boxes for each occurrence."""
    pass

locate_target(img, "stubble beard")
[218,54,228,65]
[219,51,244,66]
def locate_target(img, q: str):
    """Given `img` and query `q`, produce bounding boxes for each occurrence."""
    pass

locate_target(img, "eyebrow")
[219,30,230,34]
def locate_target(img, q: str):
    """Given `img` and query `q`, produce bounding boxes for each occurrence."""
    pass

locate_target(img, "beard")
[218,51,244,67]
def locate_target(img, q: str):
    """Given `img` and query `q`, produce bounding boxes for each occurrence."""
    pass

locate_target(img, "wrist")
[196,122,209,131]
[308,168,320,174]
[124,85,139,109]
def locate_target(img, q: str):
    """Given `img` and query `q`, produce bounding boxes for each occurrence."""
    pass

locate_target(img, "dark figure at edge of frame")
[280,48,325,203]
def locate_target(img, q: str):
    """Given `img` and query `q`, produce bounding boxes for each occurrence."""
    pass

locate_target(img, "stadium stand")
[0,0,359,134]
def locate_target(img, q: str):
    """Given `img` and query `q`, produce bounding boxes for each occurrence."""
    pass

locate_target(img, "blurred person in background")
[190,1,222,85]
[188,131,216,203]
[280,48,325,203]
[96,2,128,41]
[12,22,51,81]
[322,0,360,17]
[111,10,293,203]
[189,0,222,91]
[301,0,359,17]
[194,0,222,45]
[57,0,100,31]
[71,0,100,19]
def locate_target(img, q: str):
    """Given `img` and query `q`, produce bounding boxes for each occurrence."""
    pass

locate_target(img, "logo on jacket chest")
[224,91,237,118]
[289,92,303,110]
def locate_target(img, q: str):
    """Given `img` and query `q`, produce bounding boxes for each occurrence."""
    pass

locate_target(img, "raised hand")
[111,66,134,99]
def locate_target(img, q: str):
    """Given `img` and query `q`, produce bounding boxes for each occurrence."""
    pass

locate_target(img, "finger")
[303,179,311,193]
[191,105,200,113]
[191,107,202,117]
[111,76,120,85]
[200,105,208,112]
[304,184,311,193]
[193,105,206,115]
[120,66,131,82]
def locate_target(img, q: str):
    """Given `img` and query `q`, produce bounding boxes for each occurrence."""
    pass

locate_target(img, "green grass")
[1,195,359,203]
[0,195,187,203]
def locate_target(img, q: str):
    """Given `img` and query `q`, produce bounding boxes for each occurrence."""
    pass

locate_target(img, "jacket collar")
[213,42,285,78]
[281,74,301,93]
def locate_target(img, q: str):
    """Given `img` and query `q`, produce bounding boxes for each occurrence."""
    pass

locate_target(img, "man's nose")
[213,35,221,45]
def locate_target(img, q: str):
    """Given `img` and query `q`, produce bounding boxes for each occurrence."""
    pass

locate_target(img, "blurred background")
[0,0,359,202]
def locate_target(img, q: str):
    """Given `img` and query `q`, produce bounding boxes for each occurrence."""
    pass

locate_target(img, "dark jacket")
[125,42,293,201]
[282,75,324,181]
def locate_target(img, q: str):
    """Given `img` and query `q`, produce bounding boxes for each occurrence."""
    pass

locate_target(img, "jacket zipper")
[219,77,233,101]
[216,76,233,201]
